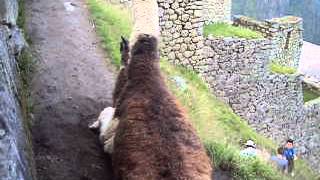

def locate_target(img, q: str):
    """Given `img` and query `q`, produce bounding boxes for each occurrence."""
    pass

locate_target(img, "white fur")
[98,107,115,138]
[89,107,119,154]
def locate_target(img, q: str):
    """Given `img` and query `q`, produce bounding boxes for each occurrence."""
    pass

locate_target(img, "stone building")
[233,15,303,68]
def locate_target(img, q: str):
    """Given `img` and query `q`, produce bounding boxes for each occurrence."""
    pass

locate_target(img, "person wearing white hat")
[240,140,257,158]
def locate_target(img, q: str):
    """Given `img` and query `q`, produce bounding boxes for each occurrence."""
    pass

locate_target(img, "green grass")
[17,1,38,179]
[87,1,319,179]
[87,0,132,68]
[203,23,264,39]
[303,87,320,102]
[270,62,297,75]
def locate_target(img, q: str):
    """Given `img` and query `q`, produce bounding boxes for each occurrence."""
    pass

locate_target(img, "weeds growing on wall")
[203,23,263,39]
[87,0,319,179]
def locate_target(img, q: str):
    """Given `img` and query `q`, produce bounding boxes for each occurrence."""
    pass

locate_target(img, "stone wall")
[0,0,34,179]
[233,15,303,68]
[203,0,231,24]
[201,36,320,173]
[158,0,205,70]
[201,37,304,140]
[302,101,320,172]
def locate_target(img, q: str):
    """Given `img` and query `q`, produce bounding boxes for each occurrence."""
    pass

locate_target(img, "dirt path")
[25,0,115,179]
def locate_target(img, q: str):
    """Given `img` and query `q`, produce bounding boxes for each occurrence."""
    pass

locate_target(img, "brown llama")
[112,34,213,180]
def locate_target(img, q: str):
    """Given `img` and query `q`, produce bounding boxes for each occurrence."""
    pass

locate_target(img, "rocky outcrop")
[0,0,34,179]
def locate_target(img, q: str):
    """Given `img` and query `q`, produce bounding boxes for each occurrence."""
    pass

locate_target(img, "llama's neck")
[128,56,161,84]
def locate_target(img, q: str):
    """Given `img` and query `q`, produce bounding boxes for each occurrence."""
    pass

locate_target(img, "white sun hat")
[245,140,256,148]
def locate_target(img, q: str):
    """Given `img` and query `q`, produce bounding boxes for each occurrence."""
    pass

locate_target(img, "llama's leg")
[89,120,100,129]
[103,136,114,154]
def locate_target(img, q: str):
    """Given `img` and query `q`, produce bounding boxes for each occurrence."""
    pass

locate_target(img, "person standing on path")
[283,139,297,176]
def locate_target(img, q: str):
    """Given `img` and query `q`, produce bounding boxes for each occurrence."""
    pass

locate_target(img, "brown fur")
[113,34,213,180]
[112,36,130,107]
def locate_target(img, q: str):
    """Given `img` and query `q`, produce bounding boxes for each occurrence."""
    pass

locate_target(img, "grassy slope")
[303,87,320,102]
[87,0,318,179]
[87,0,132,68]
[204,23,263,39]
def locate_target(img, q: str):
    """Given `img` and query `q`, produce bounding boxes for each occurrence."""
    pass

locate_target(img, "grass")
[269,62,297,75]
[303,87,320,102]
[17,1,38,179]
[87,0,132,68]
[87,0,319,179]
[203,22,264,39]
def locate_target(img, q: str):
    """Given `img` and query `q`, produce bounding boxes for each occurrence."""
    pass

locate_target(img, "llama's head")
[131,34,159,57]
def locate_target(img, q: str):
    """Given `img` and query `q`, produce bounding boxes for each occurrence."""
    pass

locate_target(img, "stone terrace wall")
[203,0,231,24]
[233,15,303,69]
[202,37,305,141]
[303,101,320,172]
[158,0,205,71]
[0,0,34,179]
[201,36,320,173]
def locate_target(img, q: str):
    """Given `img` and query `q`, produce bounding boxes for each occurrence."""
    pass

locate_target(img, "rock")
[183,51,193,58]
[64,2,76,12]
[0,25,33,180]
[181,14,190,22]
[168,52,175,60]
[180,44,187,51]
[169,14,178,20]
[172,76,187,91]
[0,0,18,25]
[164,21,173,29]
[194,10,202,18]
[184,22,192,30]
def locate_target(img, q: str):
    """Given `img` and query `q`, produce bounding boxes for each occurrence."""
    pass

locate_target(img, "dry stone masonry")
[0,0,34,179]
[233,15,303,68]
[158,0,205,71]
[203,0,231,24]
[201,36,320,172]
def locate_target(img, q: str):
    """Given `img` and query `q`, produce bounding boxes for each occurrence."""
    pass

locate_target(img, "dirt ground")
[25,0,115,179]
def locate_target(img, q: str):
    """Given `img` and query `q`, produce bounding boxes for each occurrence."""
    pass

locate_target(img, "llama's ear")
[120,36,129,52]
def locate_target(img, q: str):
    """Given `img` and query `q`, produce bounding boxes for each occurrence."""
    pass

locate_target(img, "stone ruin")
[119,0,320,173]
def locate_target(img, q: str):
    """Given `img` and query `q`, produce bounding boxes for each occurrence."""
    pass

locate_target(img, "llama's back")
[113,87,212,180]
[113,34,212,179]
